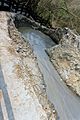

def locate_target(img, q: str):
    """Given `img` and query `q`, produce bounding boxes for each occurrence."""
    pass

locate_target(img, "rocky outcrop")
[14,14,63,43]
[47,28,80,96]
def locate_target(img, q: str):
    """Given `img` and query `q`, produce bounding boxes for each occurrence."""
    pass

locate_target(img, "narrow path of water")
[19,26,80,120]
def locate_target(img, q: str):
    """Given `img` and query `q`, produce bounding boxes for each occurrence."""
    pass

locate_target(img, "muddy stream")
[18,26,80,120]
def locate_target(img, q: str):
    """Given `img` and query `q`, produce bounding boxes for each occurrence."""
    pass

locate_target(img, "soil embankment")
[47,28,80,96]
[0,12,56,120]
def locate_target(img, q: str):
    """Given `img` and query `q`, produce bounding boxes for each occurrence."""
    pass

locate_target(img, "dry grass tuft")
[7,46,16,55]
[14,64,23,79]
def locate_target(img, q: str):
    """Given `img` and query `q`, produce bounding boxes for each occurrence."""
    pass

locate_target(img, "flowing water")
[18,26,80,120]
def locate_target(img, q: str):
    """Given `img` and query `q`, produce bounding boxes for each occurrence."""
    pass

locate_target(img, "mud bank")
[0,12,56,120]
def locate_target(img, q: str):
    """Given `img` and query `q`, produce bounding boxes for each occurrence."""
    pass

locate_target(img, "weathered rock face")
[47,28,80,96]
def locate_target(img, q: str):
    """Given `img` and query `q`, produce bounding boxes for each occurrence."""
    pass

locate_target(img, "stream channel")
[18,25,80,120]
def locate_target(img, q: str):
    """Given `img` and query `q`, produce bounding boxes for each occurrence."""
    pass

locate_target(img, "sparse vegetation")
[16,0,80,32]
[36,0,80,32]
